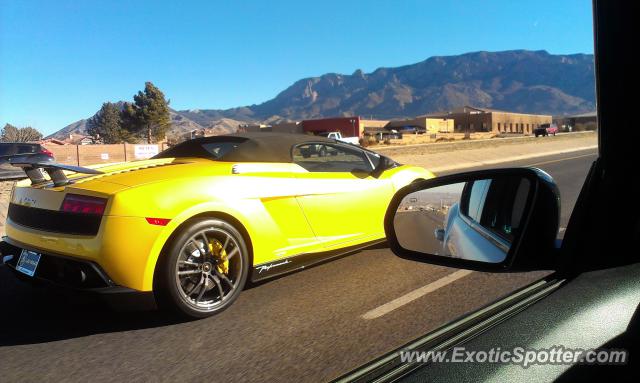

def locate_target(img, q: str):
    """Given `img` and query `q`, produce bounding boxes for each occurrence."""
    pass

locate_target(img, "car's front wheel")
[154,218,249,318]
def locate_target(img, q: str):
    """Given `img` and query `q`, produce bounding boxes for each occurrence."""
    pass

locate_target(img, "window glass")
[461,178,531,242]
[464,179,491,222]
[480,178,531,241]
[0,144,15,156]
[201,142,241,159]
[366,151,381,169]
[293,144,372,172]
[16,144,36,154]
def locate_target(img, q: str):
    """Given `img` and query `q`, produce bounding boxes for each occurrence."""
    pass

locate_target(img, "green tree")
[122,82,171,143]
[86,102,130,143]
[1,123,43,142]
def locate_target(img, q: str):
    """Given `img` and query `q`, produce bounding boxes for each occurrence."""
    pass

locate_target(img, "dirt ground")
[377,132,596,172]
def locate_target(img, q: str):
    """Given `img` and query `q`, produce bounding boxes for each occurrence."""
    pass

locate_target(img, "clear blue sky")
[0,0,594,135]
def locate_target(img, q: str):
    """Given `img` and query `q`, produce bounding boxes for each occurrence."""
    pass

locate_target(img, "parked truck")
[534,123,558,137]
[317,131,360,145]
[300,116,400,144]
[302,117,362,139]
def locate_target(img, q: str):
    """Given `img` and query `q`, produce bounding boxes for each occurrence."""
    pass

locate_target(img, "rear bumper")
[1,237,135,294]
[4,214,166,291]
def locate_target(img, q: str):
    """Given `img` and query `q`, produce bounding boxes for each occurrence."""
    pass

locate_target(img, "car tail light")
[60,194,107,215]
[145,217,171,226]
[40,147,54,157]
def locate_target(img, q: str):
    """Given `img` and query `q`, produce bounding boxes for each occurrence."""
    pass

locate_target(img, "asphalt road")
[0,148,597,382]
[395,210,446,255]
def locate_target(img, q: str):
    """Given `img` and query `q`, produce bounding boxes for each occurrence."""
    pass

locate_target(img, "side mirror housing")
[371,155,396,178]
[384,168,560,272]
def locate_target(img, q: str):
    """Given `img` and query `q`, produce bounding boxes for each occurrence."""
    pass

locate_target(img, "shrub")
[584,122,598,131]
[360,137,378,147]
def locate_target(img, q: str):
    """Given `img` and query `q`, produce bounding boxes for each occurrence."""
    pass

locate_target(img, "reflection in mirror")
[393,177,532,263]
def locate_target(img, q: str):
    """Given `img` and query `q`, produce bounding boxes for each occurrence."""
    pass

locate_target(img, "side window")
[461,178,531,242]
[293,143,373,173]
[17,144,36,154]
[0,145,14,156]
[478,178,531,241]
[463,179,491,222]
[365,151,381,169]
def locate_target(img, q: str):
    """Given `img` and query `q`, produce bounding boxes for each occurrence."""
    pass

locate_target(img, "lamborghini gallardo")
[1,133,434,317]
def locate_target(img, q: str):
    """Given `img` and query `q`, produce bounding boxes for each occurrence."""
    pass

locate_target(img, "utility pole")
[464,106,471,139]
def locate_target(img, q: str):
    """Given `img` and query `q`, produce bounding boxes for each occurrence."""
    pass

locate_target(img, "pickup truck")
[317,131,360,145]
[533,123,558,137]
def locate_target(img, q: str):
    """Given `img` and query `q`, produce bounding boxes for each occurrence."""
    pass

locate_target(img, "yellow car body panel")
[5,154,434,292]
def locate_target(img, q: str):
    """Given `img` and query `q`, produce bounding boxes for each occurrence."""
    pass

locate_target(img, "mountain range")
[48,50,595,140]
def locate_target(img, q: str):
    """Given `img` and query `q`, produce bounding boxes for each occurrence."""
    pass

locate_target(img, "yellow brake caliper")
[209,239,229,275]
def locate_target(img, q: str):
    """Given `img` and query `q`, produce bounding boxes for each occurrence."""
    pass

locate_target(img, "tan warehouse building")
[427,106,552,135]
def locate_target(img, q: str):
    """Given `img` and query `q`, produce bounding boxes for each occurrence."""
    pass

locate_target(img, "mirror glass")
[393,176,532,263]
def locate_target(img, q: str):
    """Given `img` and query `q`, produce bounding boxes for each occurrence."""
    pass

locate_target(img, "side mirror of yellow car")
[371,155,396,178]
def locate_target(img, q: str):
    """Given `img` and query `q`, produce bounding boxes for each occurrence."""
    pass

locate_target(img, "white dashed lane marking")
[362,269,474,320]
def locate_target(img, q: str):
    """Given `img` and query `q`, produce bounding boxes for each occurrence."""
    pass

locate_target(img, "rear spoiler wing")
[9,154,103,187]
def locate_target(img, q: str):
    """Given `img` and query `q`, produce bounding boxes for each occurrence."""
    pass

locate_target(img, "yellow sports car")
[1,133,434,317]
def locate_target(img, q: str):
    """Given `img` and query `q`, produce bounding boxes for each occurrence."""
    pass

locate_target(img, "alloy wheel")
[174,227,243,311]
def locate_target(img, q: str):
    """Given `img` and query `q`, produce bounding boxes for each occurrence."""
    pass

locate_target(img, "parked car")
[365,129,403,141]
[0,133,434,318]
[534,123,558,137]
[398,126,427,135]
[0,142,54,180]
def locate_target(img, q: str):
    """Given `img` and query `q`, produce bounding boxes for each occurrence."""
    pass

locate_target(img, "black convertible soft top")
[154,133,338,163]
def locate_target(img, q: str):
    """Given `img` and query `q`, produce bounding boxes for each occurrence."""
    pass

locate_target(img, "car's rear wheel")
[154,218,249,318]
